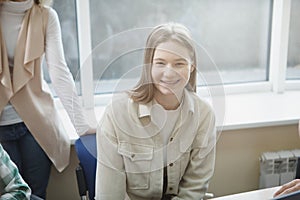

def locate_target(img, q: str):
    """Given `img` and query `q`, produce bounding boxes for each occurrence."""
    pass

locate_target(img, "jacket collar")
[138,89,195,119]
[13,4,45,93]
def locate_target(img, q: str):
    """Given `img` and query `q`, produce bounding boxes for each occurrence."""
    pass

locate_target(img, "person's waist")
[0,104,23,126]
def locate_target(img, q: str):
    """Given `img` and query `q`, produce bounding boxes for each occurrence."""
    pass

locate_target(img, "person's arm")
[174,110,216,200]
[45,8,95,136]
[274,121,300,197]
[95,107,127,200]
[273,179,300,197]
[273,121,300,197]
[0,145,31,200]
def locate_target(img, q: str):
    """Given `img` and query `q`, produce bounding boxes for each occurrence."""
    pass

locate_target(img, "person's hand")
[273,179,300,197]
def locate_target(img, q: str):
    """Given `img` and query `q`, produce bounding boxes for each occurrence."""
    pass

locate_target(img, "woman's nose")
[163,64,177,76]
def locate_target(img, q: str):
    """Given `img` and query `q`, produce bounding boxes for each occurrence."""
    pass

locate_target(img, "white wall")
[209,124,300,197]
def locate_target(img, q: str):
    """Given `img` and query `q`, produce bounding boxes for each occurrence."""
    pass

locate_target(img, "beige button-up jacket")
[0,4,70,172]
[96,89,217,200]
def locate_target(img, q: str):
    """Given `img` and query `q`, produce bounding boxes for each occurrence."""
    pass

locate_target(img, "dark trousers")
[0,122,51,199]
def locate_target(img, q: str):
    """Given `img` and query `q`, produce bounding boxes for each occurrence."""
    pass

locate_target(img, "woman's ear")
[190,64,195,73]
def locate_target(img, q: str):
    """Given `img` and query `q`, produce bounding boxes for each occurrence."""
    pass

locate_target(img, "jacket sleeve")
[175,110,217,200]
[95,107,127,200]
[45,7,90,136]
[0,145,31,200]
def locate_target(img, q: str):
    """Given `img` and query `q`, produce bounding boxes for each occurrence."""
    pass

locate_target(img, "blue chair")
[75,134,97,200]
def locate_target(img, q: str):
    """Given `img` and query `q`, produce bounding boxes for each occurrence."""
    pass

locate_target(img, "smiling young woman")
[96,23,217,200]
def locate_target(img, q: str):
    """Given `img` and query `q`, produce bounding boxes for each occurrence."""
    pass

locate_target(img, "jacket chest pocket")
[118,142,154,190]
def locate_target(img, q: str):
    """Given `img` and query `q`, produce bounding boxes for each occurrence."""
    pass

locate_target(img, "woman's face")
[151,40,194,99]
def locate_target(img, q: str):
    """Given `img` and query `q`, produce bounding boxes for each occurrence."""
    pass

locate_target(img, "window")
[44,0,300,133]
[287,0,300,80]
[89,0,272,94]
[46,0,298,99]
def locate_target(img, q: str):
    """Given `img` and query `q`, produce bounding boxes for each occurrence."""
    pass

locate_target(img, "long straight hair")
[128,23,197,104]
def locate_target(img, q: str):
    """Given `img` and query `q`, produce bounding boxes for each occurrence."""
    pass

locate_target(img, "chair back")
[75,134,97,199]
[295,157,300,179]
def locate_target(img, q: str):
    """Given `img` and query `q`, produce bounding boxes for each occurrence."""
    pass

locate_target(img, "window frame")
[74,0,300,110]
[76,0,94,109]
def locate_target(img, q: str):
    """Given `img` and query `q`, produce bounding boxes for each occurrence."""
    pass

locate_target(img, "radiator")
[259,149,300,189]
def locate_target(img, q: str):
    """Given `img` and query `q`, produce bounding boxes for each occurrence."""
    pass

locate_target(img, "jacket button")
[170,137,173,142]
[169,187,173,191]
[169,163,173,167]
[131,154,135,158]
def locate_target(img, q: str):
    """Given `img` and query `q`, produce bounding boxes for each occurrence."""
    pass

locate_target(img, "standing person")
[96,23,217,200]
[0,0,95,198]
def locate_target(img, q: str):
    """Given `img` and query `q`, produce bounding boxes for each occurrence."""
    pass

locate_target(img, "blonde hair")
[128,22,197,103]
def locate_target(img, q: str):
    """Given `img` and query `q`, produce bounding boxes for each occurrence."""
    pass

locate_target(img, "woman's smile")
[160,79,180,85]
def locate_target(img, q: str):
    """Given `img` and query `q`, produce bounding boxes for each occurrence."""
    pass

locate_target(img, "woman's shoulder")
[34,4,58,23]
[41,6,58,21]
[103,93,141,125]
[105,93,134,112]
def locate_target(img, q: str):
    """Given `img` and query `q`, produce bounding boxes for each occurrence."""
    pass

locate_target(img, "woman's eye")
[154,62,165,66]
[175,63,186,67]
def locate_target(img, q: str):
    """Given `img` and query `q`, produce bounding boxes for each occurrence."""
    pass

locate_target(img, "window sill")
[58,90,300,143]
[220,90,300,131]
